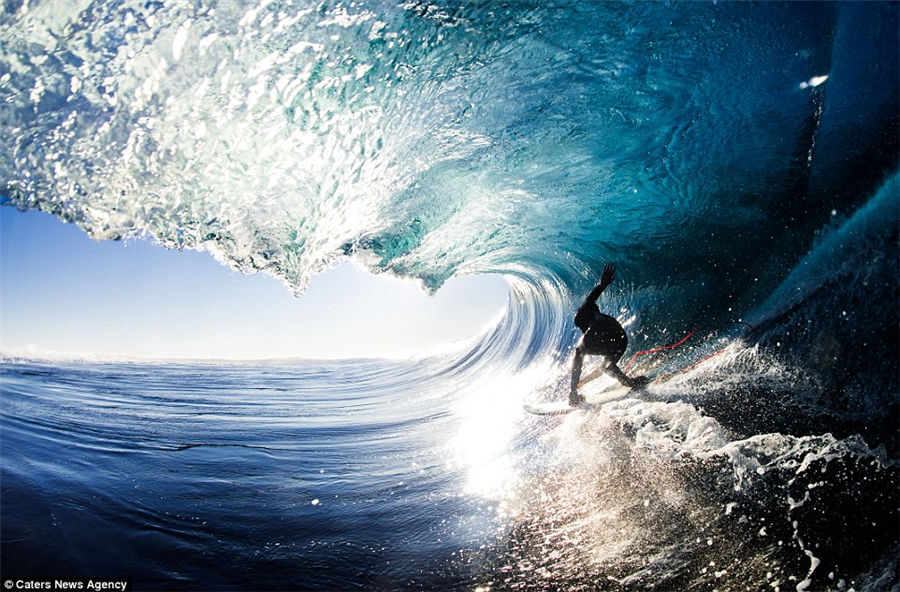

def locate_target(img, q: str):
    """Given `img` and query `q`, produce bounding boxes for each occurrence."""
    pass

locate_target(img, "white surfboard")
[524,383,633,415]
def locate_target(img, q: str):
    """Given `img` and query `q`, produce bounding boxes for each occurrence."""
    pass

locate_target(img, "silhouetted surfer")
[570,263,648,406]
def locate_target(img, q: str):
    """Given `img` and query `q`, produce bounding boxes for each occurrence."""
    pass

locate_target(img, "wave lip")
[3,2,896,312]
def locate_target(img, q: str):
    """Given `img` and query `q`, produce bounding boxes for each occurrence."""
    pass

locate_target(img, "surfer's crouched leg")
[569,345,586,406]
[605,363,648,389]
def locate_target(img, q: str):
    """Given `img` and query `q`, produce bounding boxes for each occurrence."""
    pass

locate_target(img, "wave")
[2,2,895,296]
[3,0,897,376]
[1,3,898,587]
[3,0,897,467]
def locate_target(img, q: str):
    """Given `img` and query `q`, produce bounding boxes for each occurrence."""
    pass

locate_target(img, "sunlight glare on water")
[448,361,551,502]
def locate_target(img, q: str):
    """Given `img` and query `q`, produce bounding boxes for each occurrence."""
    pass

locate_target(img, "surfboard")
[524,384,633,415]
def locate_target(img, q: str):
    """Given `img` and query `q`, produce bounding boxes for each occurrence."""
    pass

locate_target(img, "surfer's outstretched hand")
[600,262,616,288]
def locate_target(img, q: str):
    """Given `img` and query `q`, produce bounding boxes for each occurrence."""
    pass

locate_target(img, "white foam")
[799,74,828,89]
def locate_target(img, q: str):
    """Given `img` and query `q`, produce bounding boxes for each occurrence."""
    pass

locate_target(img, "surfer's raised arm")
[583,262,616,307]
[575,263,616,332]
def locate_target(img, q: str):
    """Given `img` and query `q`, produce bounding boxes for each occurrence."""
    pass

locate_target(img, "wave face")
[2,3,895,300]
[2,1,899,590]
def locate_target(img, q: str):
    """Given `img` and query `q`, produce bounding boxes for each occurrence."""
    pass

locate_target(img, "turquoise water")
[2,1,898,589]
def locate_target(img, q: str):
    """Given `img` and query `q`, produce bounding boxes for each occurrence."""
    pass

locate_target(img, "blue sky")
[0,208,509,360]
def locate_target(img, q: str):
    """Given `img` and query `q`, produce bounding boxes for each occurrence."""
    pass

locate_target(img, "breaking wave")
[2,1,898,589]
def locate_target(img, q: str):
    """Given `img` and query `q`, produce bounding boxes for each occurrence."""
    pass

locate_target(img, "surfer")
[570,263,648,406]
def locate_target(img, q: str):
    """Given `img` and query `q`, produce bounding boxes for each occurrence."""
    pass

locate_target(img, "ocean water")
[2,1,899,590]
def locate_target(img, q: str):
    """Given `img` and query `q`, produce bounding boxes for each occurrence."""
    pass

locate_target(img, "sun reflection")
[448,362,554,502]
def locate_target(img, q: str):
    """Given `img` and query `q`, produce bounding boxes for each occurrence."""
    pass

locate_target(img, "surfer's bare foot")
[627,375,649,388]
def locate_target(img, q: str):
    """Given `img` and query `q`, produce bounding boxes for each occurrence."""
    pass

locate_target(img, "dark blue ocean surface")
[2,328,898,591]
[2,358,518,590]
[2,0,899,590]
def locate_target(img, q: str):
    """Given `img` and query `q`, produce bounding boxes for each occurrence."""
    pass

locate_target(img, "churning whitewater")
[2,1,898,590]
